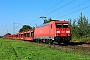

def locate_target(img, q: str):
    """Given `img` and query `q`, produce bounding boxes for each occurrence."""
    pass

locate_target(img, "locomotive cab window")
[63,24,68,28]
[56,24,62,28]
[50,24,52,29]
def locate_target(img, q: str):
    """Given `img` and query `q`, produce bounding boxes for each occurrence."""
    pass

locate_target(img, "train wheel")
[63,42,68,46]
[38,39,40,43]
[45,39,48,44]
[49,39,53,44]
[36,39,38,42]
[36,39,40,43]
[48,40,51,44]
[42,39,45,43]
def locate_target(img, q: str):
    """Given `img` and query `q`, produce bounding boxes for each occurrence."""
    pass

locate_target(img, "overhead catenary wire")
[44,0,75,16]
[40,0,63,15]
[29,0,75,26]
[54,0,90,18]
[29,0,64,25]
[57,5,90,18]
[29,0,89,27]
[13,22,22,34]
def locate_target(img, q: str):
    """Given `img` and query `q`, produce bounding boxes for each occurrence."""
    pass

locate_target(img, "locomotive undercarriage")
[34,36,71,45]
[54,36,71,44]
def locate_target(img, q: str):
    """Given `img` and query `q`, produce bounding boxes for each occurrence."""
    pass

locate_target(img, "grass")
[71,37,90,43]
[0,38,90,60]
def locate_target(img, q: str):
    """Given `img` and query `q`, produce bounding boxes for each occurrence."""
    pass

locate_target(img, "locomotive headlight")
[56,31,60,33]
[66,31,70,33]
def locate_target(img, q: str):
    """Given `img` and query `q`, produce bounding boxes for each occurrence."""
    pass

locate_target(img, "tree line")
[69,12,90,42]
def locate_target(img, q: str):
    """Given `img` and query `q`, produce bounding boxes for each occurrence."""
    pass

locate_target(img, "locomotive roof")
[54,20,69,23]
[36,20,69,28]
[36,22,50,28]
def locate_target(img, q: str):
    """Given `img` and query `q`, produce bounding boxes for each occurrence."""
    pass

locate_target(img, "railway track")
[27,41,90,52]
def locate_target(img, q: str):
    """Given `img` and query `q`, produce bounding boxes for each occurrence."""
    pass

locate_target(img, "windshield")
[63,24,68,28]
[56,24,62,28]
[56,24,68,28]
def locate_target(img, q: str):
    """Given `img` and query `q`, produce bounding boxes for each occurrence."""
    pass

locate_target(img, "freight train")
[3,20,71,44]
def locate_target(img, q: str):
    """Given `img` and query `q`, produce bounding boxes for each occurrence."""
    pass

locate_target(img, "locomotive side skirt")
[34,36,54,40]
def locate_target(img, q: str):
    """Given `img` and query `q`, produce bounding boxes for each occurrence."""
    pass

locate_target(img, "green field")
[0,38,90,60]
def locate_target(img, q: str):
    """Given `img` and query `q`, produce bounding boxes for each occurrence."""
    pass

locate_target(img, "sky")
[0,0,90,36]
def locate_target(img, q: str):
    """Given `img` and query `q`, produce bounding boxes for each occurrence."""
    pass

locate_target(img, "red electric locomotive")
[34,20,71,44]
